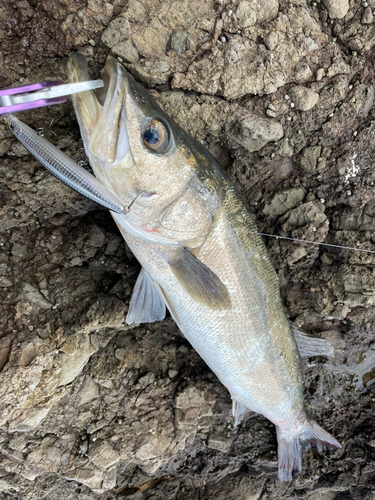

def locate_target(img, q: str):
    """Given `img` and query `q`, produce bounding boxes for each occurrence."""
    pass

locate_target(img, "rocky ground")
[1,0,375,498]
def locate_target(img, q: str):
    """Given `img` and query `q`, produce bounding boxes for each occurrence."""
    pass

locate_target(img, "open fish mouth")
[67,53,129,165]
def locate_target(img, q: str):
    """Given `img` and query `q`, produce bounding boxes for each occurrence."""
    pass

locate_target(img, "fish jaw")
[67,53,100,145]
[68,53,139,210]
[67,54,129,166]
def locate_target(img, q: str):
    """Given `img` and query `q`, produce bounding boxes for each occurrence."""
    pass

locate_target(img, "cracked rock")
[3,0,375,497]
[70,464,104,490]
[77,375,100,407]
[89,440,120,470]
[58,334,95,387]
[173,3,328,99]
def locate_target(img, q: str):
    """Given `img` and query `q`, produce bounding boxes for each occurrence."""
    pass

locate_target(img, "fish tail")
[276,421,341,482]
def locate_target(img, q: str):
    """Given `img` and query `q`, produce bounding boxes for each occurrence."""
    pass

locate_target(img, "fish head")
[67,53,206,223]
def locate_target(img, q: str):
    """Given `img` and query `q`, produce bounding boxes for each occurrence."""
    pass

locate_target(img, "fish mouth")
[67,53,129,164]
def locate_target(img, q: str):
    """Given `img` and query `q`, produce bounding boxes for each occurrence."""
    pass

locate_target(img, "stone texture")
[289,85,320,111]
[362,7,374,24]
[299,146,325,173]
[225,0,279,29]
[89,440,120,470]
[58,333,95,387]
[101,18,132,48]
[251,0,279,23]
[233,1,257,29]
[129,60,171,86]
[77,375,100,406]
[322,0,350,19]
[172,3,328,99]
[122,0,146,23]
[169,29,188,53]
[263,187,306,217]
[263,31,278,51]
[294,62,313,84]
[226,112,284,152]
[112,39,139,63]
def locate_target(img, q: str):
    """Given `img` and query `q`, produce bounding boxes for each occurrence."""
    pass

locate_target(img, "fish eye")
[143,119,169,153]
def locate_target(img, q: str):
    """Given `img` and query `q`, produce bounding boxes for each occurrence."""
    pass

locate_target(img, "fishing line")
[256,232,375,254]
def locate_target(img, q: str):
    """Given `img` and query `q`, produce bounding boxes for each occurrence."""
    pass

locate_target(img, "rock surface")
[322,0,350,19]
[1,0,375,499]
[289,85,320,111]
[226,112,284,152]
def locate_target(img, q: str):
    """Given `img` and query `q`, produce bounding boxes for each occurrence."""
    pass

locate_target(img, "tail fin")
[277,421,341,482]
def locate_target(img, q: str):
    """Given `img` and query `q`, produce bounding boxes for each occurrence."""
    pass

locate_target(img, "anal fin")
[168,248,231,310]
[232,398,247,427]
[126,268,166,325]
[291,323,334,358]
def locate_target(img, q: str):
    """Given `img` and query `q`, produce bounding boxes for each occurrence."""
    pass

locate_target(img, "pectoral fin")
[126,268,166,325]
[291,323,334,358]
[168,248,231,310]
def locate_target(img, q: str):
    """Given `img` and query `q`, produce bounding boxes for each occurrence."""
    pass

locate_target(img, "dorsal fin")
[291,323,334,358]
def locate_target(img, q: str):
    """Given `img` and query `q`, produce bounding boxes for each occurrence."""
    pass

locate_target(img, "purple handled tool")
[0,79,104,114]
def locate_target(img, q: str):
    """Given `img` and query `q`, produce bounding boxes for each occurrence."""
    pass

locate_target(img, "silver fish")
[63,53,340,481]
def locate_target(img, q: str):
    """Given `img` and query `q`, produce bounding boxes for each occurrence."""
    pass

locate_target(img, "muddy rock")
[112,39,139,63]
[263,187,306,218]
[299,146,325,173]
[173,2,328,99]
[289,85,320,111]
[101,18,132,48]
